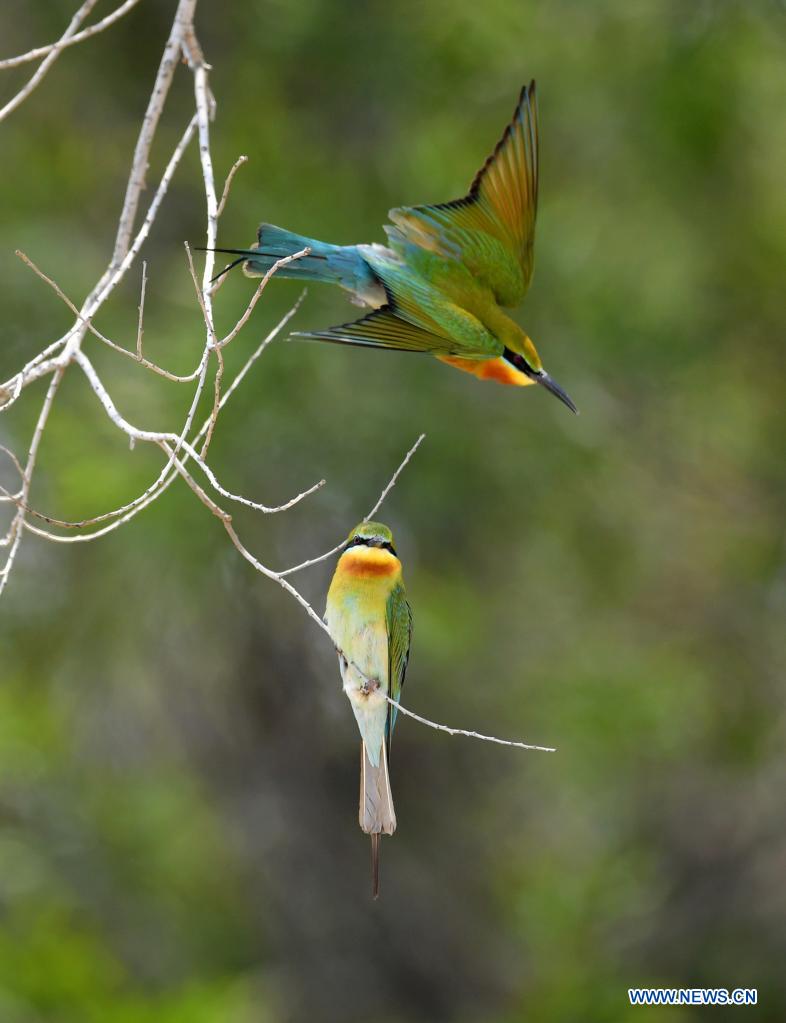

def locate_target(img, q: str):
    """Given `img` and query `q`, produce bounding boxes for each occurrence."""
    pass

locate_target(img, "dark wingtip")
[516,79,536,111]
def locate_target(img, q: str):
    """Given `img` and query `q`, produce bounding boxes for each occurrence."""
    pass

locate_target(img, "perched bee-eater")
[324,521,412,898]
[209,81,576,413]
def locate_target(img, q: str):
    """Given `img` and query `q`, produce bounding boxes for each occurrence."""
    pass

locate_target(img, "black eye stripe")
[346,536,397,557]
[503,346,540,379]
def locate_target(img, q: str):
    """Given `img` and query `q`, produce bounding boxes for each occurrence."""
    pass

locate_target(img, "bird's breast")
[436,354,533,387]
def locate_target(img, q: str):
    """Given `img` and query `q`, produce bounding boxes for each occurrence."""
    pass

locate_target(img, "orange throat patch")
[339,548,400,578]
[436,354,534,387]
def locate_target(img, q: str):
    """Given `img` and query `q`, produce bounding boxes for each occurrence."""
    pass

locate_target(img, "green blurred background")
[2,1,785,1020]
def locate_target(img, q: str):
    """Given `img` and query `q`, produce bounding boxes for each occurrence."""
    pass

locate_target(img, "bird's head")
[504,330,578,414]
[345,521,397,555]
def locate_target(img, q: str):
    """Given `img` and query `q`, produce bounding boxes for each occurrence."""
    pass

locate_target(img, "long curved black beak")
[536,370,578,414]
[503,347,578,414]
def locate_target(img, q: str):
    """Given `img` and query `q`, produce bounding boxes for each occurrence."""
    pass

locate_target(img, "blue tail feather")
[214,224,380,300]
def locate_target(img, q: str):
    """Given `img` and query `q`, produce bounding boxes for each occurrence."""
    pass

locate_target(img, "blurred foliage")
[2,0,786,1020]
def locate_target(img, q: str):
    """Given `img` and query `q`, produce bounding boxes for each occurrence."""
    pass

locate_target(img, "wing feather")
[387,81,539,308]
[292,306,484,357]
[386,583,412,741]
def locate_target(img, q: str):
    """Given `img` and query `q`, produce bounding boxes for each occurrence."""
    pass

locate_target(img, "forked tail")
[360,740,396,899]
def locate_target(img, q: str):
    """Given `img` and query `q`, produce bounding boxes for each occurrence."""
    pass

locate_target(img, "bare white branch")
[2,110,200,402]
[5,289,308,546]
[385,698,556,752]
[0,0,142,71]
[0,370,63,594]
[204,288,307,420]
[278,433,426,577]
[16,249,200,382]
[136,261,147,360]
[111,0,197,267]
[2,0,200,586]
[0,444,24,483]
[217,248,311,348]
[217,154,248,218]
[73,348,323,514]
[0,0,100,123]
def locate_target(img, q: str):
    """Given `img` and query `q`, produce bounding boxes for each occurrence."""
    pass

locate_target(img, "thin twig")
[217,248,310,347]
[201,343,223,457]
[0,338,65,409]
[1,0,201,592]
[0,445,25,482]
[204,288,307,419]
[111,0,197,267]
[15,248,86,317]
[136,261,147,360]
[74,349,324,514]
[385,698,556,752]
[16,248,201,382]
[0,371,63,594]
[278,433,426,577]
[185,242,309,459]
[0,0,142,70]
[217,154,248,218]
[181,31,221,466]
[366,434,425,521]
[184,242,217,346]
[0,0,100,123]
[183,241,222,457]
[223,520,332,632]
[5,290,309,544]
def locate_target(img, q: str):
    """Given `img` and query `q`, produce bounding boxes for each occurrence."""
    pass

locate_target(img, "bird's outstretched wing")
[386,81,539,309]
[386,582,412,742]
[292,306,483,357]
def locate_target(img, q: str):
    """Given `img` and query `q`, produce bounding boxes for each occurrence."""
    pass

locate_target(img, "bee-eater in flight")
[324,521,412,898]
[209,81,577,413]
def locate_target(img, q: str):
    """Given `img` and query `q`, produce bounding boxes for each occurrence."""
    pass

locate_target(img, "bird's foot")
[359,677,380,696]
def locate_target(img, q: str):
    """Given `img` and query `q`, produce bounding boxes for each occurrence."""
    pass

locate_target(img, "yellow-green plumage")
[208,82,577,413]
[324,521,412,898]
